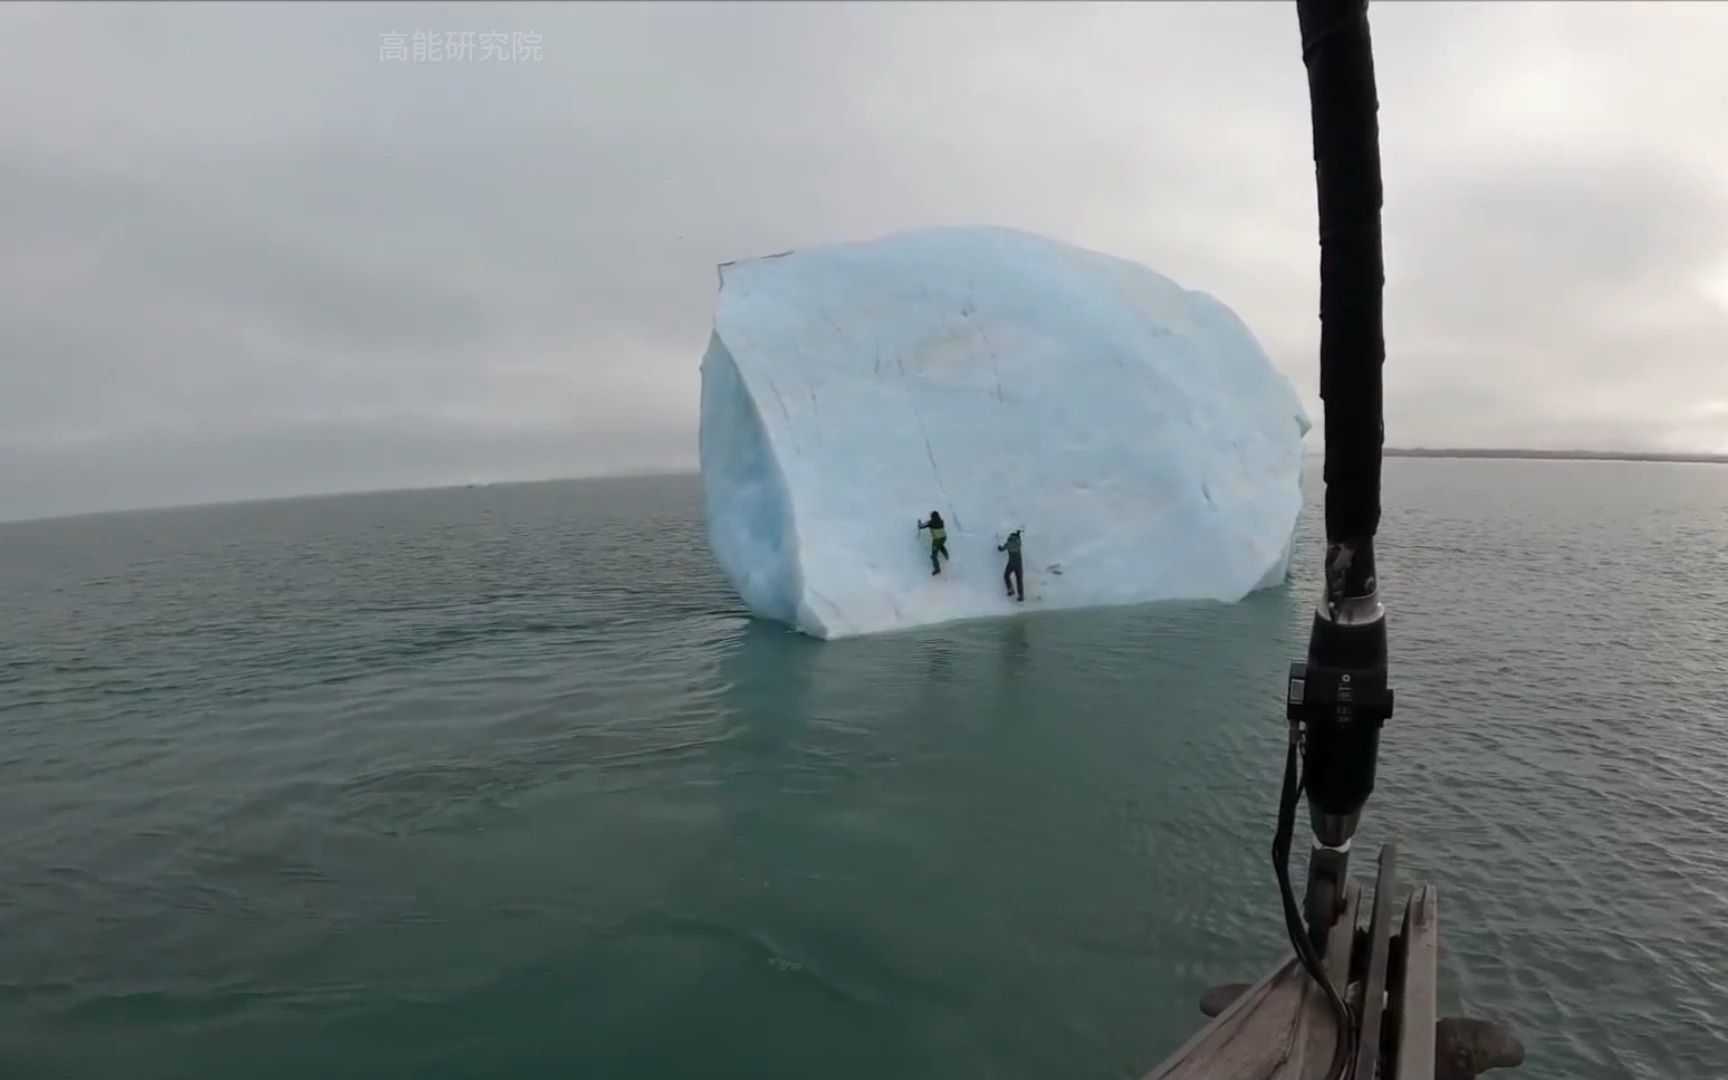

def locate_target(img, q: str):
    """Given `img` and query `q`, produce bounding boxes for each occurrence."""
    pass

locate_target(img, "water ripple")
[0,466,1723,1079]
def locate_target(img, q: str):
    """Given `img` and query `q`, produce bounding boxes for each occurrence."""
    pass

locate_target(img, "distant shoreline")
[7,450,1726,527]
[1381,448,1728,465]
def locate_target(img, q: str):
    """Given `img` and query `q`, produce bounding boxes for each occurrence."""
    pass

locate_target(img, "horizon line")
[1380,447,1728,463]
[3,448,1724,527]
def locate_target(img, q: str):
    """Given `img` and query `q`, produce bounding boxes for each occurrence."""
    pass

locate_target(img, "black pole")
[1299,0,1385,567]
[1287,0,1394,956]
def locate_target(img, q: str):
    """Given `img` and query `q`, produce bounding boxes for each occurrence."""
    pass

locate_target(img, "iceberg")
[698,225,1310,640]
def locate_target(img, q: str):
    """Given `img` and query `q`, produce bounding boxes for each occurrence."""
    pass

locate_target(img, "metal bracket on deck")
[1150,843,1524,1080]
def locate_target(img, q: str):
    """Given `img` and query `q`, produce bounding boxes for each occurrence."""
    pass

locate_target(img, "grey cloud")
[1,160,492,354]
[1,1,1726,521]
[1383,152,1728,446]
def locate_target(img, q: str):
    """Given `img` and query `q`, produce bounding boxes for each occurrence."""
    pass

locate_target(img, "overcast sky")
[2,1,1726,520]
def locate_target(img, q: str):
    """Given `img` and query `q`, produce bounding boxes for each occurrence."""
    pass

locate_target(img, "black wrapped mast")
[1298,0,1385,601]
[1278,9,1398,1077]
[1282,0,1394,1031]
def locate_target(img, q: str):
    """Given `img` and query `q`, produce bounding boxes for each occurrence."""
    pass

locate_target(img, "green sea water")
[2,458,1725,1080]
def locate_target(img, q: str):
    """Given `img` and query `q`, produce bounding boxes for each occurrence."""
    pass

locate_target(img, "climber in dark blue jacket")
[999,529,1024,601]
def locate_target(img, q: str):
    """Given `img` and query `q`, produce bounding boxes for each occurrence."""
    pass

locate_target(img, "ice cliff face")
[699,226,1309,640]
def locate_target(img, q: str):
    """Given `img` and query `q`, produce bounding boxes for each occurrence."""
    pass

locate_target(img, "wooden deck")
[1143,843,1521,1080]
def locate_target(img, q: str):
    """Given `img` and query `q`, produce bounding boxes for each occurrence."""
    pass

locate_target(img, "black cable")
[1272,729,1357,1080]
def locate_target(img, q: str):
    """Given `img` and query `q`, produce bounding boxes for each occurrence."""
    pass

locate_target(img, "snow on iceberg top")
[699,225,1310,640]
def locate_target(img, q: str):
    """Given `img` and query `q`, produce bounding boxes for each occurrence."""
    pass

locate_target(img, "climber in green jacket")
[999,529,1024,601]
[917,511,950,575]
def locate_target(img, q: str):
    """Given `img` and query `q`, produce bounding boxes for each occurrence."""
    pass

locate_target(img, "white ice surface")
[699,226,1310,640]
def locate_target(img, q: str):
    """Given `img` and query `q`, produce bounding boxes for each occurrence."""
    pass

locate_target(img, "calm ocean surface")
[1,458,1724,1080]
